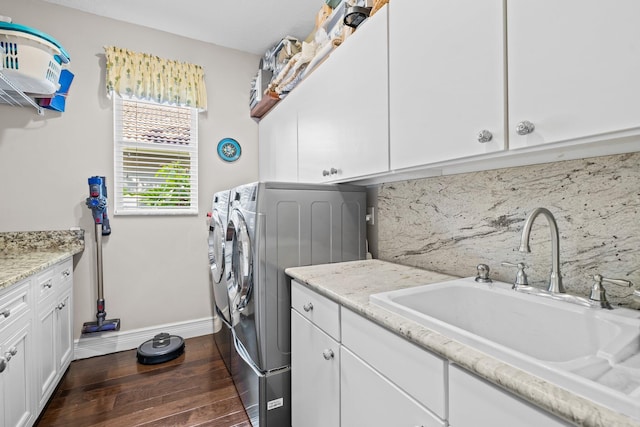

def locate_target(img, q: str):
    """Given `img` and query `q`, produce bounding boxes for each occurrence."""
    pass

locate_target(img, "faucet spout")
[519,207,565,293]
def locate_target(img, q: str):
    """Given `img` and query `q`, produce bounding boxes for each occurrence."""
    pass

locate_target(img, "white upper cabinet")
[507,0,640,149]
[258,90,299,182]
[389,0,506,170]
[297,6,389,183]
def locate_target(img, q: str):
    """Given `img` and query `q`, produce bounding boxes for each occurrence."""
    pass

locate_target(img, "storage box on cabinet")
[0,279,35,427]
[341,308,447,420]
[448,364,570,427]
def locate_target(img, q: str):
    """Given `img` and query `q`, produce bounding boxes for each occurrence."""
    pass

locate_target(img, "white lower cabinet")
[291,280,445,427]
[0,257,74,427]
[35,259,73,410]
[448,364,570,427]
[0,279,34,427]
[291,280,573,427]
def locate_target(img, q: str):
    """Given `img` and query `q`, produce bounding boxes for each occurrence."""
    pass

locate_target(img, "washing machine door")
[226,208,253,323]
[208,209,230,322]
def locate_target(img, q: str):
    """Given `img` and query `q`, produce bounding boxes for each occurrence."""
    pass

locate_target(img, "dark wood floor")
[35,334,251,427]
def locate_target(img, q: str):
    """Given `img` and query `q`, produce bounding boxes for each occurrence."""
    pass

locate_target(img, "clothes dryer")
[225,182,367,427]
[207,189,232,373]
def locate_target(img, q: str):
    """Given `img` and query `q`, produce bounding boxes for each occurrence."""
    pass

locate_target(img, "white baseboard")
[74,316,220,359]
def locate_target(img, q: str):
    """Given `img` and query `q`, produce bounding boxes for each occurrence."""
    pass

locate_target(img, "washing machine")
[207,189,232,374]
[225,181,367,426]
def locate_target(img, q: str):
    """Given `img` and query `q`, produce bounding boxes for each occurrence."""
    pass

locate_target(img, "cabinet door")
[508,0,640,148]
[449,364,570,427]
[56,290,73,373]
[298,6,389,183]
[258,91,299,182]
[0,319,34,427]
[389,0,505,170]
[36,301,57,409]
[291,310,339,427]
[341,347,445,427]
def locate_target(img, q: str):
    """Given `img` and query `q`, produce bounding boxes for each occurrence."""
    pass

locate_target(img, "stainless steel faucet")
[519,208,565,293]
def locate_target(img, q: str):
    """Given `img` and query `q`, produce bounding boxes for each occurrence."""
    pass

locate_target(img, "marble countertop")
[286,259,640,427]
[0,230,85,291]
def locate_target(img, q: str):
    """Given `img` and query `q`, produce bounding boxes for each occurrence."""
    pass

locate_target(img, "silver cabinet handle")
[0,309,9,318]
[322,349,334,360]
[62,269,71,277]
[0,357,6,373]
[516,120,535,135]
[322,168,339,176]
[4,347,17,362]
[57,302,66,310]
[43,280,53,289]
[303,302,313,312]
[477,130,493,143]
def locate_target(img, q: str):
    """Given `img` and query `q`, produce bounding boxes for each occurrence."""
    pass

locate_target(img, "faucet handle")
[501,262,529,289]
[475,264,492,283]
[590,274,633,309]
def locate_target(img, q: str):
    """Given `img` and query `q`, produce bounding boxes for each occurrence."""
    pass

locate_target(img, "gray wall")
[375,152,640,306]
[0,0,260,337]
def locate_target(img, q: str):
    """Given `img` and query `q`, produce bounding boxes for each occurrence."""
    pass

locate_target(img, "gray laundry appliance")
[225,181,367,427]
[207,189,233,373]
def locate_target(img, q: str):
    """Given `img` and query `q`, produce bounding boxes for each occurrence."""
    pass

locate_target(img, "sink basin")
[370,277,640,420]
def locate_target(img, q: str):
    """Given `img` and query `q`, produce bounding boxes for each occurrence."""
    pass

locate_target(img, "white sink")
[370,277,640,421]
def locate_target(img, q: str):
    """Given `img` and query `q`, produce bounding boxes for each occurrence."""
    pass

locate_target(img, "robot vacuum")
[136,332,185,365]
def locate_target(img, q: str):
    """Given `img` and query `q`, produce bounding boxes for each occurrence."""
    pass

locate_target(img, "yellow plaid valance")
[104,46,207,111]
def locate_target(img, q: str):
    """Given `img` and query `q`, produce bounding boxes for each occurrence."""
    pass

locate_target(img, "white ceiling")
[41,0,321,56]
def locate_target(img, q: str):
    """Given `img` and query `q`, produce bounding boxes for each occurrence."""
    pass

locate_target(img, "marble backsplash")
[376,152,640,306]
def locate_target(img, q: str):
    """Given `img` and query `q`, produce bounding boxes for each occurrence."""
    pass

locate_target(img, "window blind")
[113,96,198,215]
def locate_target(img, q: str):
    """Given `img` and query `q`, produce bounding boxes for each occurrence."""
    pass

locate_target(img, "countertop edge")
[286,259,640,427]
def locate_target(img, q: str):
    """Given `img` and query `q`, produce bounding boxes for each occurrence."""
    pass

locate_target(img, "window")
[113,96,198,215]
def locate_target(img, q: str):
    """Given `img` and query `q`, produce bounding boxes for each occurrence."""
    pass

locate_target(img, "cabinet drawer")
[36,258,73,303]
[0,279,31,331]
[56,258,73,289]
[35,268,56,303]
[342,308,447,419]
[291,280,340,341]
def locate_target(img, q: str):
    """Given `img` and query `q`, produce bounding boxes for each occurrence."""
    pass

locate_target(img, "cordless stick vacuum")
[82,176,121,334]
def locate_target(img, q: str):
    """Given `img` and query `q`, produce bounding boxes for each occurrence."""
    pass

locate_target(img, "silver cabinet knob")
[516,121,535,135]
[322,170,330,176]
[303,302,314,312]
[57,302,66,310]
[330,168,338,175]
[43,280,53,289]
[477,130,493,143]
[0,357,6,373]
[0,309,9,319]
[62,269,71,277]
[322,349,334,360]
[4,347,17,362]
